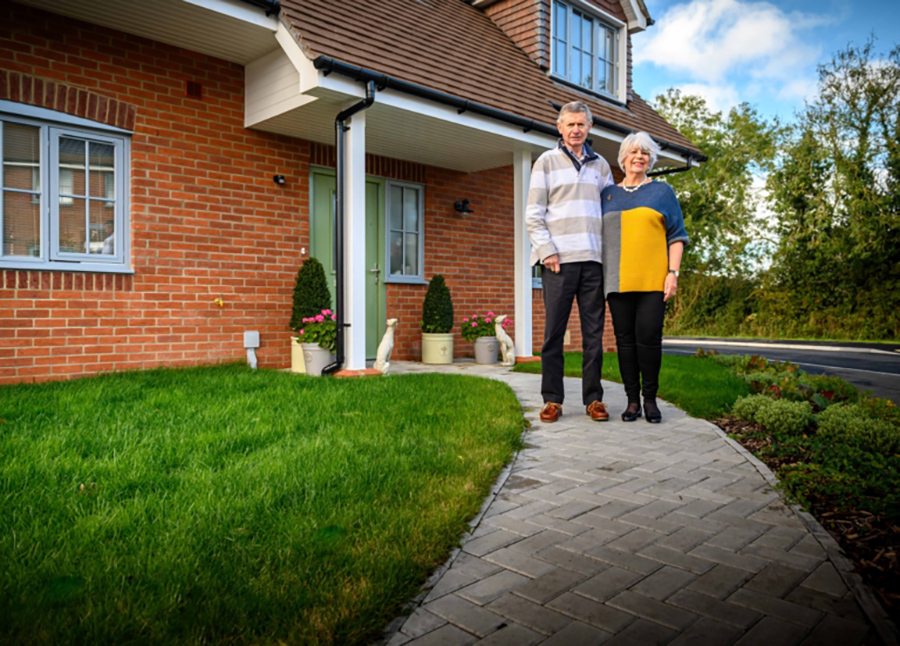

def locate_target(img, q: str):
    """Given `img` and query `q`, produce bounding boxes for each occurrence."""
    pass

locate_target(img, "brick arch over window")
[0,70,137,131]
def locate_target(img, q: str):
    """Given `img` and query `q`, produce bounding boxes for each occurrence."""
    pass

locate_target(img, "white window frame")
[384,180,425,284]
[0,101,131,273]
[551,0,627,103]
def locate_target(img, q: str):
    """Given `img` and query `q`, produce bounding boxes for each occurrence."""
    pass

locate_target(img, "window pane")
[582,18,592,55]
[607,62,616,93]
[554,40,566,75]
[607,28,616,60]
[390,186,403,230]
[389,231,403,274]
[59,138,85,199]
[404,233,418,276]
[596,61,607,92]
[582,53,592,87]
[89,142,114,199]
[3,122,40,191]
[572,14,581,49]
[88,202,114,255]
[403,188,419,232]
[2,192,40,257]
[59,197,86,253]
[555,3,567,41]
[572,54,582,88]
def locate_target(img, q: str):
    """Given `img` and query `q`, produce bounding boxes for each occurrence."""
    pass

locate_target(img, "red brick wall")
[0,4,616,384]
[0,4,309,383]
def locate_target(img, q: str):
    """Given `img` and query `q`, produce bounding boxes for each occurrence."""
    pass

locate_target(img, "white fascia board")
[183,0,278,30]
[620,0,649,32]
[313,70,556,152]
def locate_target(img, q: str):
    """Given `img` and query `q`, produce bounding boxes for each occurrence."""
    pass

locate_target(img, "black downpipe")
[322,81,376,376]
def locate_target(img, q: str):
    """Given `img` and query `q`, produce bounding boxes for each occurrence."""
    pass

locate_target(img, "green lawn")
[0,365,525,645]
[514,352,749,419]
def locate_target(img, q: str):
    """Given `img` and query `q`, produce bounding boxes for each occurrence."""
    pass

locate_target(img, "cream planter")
[474,336,499,364]
[290,336,306,374]
[421,333,454,364]
[302,343,336,376]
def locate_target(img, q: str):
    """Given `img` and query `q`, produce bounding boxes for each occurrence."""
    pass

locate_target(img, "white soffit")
[11,0,280,65]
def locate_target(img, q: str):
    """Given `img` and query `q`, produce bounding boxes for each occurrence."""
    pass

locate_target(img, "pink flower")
[485,318,492,324]
[463,317,469,322]
[315,314,325,323]
[471,322,477,327]
[330,315,336,321]
[487,311,495,317]
[472,314,478,319]
[299,329,305,335]
[323,309,332,315]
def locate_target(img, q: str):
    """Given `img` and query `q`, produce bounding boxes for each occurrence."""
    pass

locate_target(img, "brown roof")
[280,0,701,157]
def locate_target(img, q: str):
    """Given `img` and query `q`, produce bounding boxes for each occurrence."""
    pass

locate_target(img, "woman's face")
[623,146,651,176]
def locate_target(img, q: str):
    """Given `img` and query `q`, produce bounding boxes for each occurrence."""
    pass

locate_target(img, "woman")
[601,132,688,423]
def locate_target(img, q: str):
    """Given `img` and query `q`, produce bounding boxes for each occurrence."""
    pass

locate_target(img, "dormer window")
[551,0,621,99]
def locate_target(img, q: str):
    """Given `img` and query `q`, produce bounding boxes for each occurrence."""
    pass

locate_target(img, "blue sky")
[633,0,900,122]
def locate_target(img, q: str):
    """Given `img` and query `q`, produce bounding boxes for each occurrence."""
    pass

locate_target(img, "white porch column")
[343,110,367,370]
[513,149,533,358]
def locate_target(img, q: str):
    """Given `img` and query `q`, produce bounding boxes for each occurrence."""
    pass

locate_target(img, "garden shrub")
[799,373,862,403]
[732,394,771,423]
[818,404,900,455]
[742,372,782,388]
[755,399,813,436]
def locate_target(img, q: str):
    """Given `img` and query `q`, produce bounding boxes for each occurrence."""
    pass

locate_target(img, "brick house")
[0,0,702,383]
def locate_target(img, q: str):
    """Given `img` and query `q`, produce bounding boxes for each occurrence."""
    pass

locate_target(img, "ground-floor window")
[386,181,424,282]
[1,104,130,272]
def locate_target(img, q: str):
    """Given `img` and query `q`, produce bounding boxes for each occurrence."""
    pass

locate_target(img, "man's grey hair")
[617,131,660,172]
[557,101,593,124]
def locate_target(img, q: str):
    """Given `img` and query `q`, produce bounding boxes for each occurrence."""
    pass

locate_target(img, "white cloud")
[666,83,741,113]
[635,0,823,83]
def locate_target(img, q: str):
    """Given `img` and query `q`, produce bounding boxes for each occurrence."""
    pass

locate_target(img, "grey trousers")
[540,261,605,406]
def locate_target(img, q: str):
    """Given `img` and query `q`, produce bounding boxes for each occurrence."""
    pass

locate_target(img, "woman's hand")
[663,272,678,302]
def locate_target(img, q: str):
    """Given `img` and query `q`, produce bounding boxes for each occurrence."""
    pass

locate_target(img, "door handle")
[369,263,380,285]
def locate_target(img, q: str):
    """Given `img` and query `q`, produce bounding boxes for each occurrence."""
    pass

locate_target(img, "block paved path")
[379,361,895,646]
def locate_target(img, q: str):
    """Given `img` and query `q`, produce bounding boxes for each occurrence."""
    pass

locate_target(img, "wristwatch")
[668,269,679,277]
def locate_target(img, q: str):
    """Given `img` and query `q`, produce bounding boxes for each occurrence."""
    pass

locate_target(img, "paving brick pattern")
[381,362,883,646]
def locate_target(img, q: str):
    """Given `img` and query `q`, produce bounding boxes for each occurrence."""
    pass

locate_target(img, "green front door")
[310,170,385,359]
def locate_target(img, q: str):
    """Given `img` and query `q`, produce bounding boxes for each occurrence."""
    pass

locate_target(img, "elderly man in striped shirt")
[527,101,613,423]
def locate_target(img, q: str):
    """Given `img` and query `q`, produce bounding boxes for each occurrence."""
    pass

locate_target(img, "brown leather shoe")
[586,401,609,422]
[539,402,562,423]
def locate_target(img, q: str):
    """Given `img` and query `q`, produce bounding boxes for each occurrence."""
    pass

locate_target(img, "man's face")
[557,111,591,150]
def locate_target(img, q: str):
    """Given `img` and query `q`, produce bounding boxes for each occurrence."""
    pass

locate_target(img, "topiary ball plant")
[420,274,454,334]
[290,257,332,334]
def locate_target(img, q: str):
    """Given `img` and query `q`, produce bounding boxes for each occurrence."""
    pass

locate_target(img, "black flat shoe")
[644,399,662,423]
[621,403,642,422]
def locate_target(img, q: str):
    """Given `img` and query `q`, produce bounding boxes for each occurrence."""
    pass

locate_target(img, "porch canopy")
[15,0,704,369]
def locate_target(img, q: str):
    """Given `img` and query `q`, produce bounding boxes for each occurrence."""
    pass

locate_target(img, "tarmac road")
[663,337,900,404]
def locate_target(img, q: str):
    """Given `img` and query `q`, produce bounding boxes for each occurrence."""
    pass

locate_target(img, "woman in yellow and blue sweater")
[601,132,688,423]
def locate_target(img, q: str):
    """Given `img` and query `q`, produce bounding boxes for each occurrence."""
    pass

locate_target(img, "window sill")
[0,260,135,274]
[549,75,626,108]
[385,276,428,286]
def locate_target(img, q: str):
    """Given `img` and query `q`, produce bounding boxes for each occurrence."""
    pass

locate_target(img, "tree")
[766,40,900,338]
[653,89,782,278]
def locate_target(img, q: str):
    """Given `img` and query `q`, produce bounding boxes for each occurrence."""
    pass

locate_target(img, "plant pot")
[290,336,306,374]
[302,343,336,376]
[474,336,499,364]
[421,332,454,364]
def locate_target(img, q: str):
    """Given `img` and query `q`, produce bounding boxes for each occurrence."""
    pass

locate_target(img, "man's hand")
[543,254,560,274]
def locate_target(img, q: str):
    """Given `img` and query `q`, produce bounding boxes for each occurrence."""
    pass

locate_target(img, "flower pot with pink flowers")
[461,311,511,364]
[297,309,337,376]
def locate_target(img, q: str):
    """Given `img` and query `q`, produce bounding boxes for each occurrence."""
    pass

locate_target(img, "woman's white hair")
[617,131,660,172]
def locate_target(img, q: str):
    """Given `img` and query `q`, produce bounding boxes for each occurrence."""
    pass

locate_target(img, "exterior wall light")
[454,199,473,214]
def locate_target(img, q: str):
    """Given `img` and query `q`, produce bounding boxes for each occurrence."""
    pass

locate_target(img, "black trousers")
[607,291,666,402]
[540,261,605,405]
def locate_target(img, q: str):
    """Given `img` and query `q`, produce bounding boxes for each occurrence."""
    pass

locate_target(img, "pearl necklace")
[621,180,649,193]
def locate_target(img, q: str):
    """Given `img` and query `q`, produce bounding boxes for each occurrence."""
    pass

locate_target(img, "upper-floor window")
[1,104,130,272]
[552,0,619,98]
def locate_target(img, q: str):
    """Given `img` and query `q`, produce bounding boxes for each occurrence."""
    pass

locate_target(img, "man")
[526,101,613,423]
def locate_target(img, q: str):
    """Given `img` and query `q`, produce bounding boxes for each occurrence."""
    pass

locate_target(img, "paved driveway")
[379,362,894,646]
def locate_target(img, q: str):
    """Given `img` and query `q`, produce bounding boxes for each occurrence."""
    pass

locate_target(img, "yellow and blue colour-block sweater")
[601,181,689,296]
